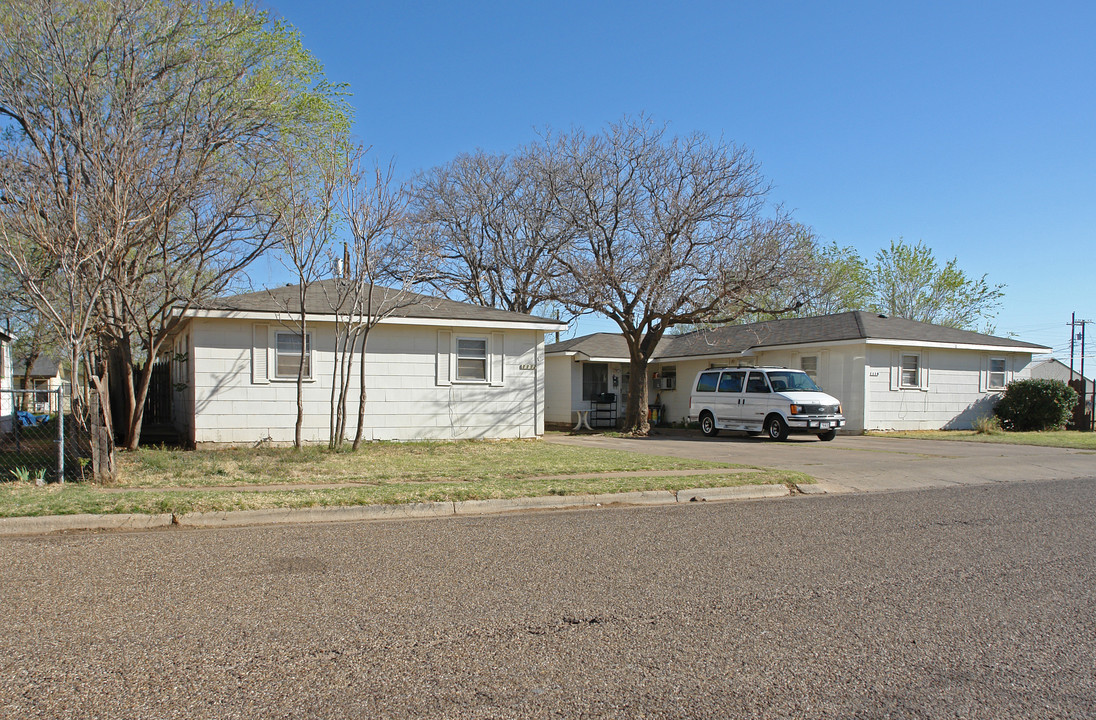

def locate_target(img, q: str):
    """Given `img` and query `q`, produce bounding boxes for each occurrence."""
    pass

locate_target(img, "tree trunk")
[19,350,40,411]
[619,328,664,435]
[123,359,157,451]
[87,357,116,483]
[328,325,347,449]
[622,355,650,435]
[352,329,371,450]
[295,314,307,450]
[334,326,362,448]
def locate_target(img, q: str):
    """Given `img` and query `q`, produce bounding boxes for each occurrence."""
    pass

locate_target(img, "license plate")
[820,422,830,429]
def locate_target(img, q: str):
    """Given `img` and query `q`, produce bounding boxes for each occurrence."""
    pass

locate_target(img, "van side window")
[718,371,744,393]
[695,371,720,393]
[745,372,771,393]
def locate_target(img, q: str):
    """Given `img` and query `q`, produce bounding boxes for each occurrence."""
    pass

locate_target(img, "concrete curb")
[796,482,848,495]
[0,484,798,536]
[678,485,791,502]
[178,502,452,528]
[0,512,174,536]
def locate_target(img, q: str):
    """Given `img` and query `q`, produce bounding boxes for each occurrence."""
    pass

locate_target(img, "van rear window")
[695,372,720,393]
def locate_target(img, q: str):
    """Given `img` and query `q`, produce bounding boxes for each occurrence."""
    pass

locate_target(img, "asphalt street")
[547,431,1096,493]
[2,476,1094,719]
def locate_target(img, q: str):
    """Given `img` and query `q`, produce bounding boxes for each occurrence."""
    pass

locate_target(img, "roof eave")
[862,338,1050,353]
[180,308,567,331]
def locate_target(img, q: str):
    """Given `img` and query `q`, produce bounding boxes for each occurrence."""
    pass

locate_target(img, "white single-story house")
[0,328,13,433]
[14,357,65,414]
[163,281,567,445]
[546,311,1050,433]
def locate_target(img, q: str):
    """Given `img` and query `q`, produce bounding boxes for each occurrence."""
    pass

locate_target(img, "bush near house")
[994,379,1078,431]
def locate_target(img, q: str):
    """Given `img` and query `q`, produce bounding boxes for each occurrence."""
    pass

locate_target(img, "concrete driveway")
[545,430,1096,493]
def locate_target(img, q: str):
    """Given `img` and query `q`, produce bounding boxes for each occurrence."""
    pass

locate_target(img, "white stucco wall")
[182,318,546,444]
[649,358,720,426]
[863,345,1034,430]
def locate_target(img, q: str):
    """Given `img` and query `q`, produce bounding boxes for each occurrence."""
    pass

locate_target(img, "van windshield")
[766,371,821,393]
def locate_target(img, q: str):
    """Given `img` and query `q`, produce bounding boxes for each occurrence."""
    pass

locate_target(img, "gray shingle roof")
[16,357,62,377]
[547,311,1049,359]
[201,280,561,326]
[545,332,632,358]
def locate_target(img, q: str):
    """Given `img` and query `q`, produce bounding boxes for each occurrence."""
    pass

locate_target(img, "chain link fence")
[1,388,89,483]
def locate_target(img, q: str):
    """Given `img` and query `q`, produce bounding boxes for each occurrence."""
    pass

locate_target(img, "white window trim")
[272,329,314,382]
[987,356,1008,391]
[898,351,926,390]
[454,335,489,383]
[799,354,819,381]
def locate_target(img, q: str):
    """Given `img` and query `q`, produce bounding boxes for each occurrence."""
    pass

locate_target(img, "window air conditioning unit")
[655,376,676,390]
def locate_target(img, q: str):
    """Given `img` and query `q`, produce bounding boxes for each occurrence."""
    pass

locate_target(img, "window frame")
[454,336,489,383]
[800,355,819,382]
[273,330,313,381]
[988,357,1007,390]
[899,352,920,389]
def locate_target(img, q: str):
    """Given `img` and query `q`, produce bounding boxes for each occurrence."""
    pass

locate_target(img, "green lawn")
[0,439,811,518]
[867,429,1096,450]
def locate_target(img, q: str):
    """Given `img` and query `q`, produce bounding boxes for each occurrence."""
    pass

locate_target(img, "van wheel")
[700,412,719,437]
[817,429,837,441]
[766,416,789,441]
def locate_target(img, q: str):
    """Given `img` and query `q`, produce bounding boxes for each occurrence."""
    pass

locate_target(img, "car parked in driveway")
[689,367,846,441]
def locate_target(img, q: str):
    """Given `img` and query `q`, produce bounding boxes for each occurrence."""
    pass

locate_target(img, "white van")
[688,366,845,441]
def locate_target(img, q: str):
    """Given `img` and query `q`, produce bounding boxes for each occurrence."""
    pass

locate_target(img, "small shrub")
[994,379,1078,431]
[8,467,46,485]
[972,415,1002,435]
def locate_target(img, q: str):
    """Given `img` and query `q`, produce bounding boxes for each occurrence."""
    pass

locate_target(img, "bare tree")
[0,0,347,456]
[409,146,570,315]
[545,117,819,433]
[270,141,349,449]
[327,153,438,449]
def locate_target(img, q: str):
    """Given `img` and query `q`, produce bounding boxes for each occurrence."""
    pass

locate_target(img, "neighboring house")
[546,311,1050,433]
[164,281,567,445]
[14,357,65,414]
[0,328,13,433]
[1030,358,1094,417]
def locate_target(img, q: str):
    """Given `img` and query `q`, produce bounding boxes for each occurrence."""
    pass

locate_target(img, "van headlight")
[789,404,803,415]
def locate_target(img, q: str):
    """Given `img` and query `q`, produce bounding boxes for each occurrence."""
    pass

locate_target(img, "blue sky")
[262,0,1095,363]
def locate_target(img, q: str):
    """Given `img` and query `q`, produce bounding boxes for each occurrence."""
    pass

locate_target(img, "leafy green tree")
[865,239,1004,330]
[740,238,1004,331]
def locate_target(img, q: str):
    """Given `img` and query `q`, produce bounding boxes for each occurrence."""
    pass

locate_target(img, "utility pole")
[1069,314,1094,431]
[1070,312,1076,378]
[1068,314,1092,380]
